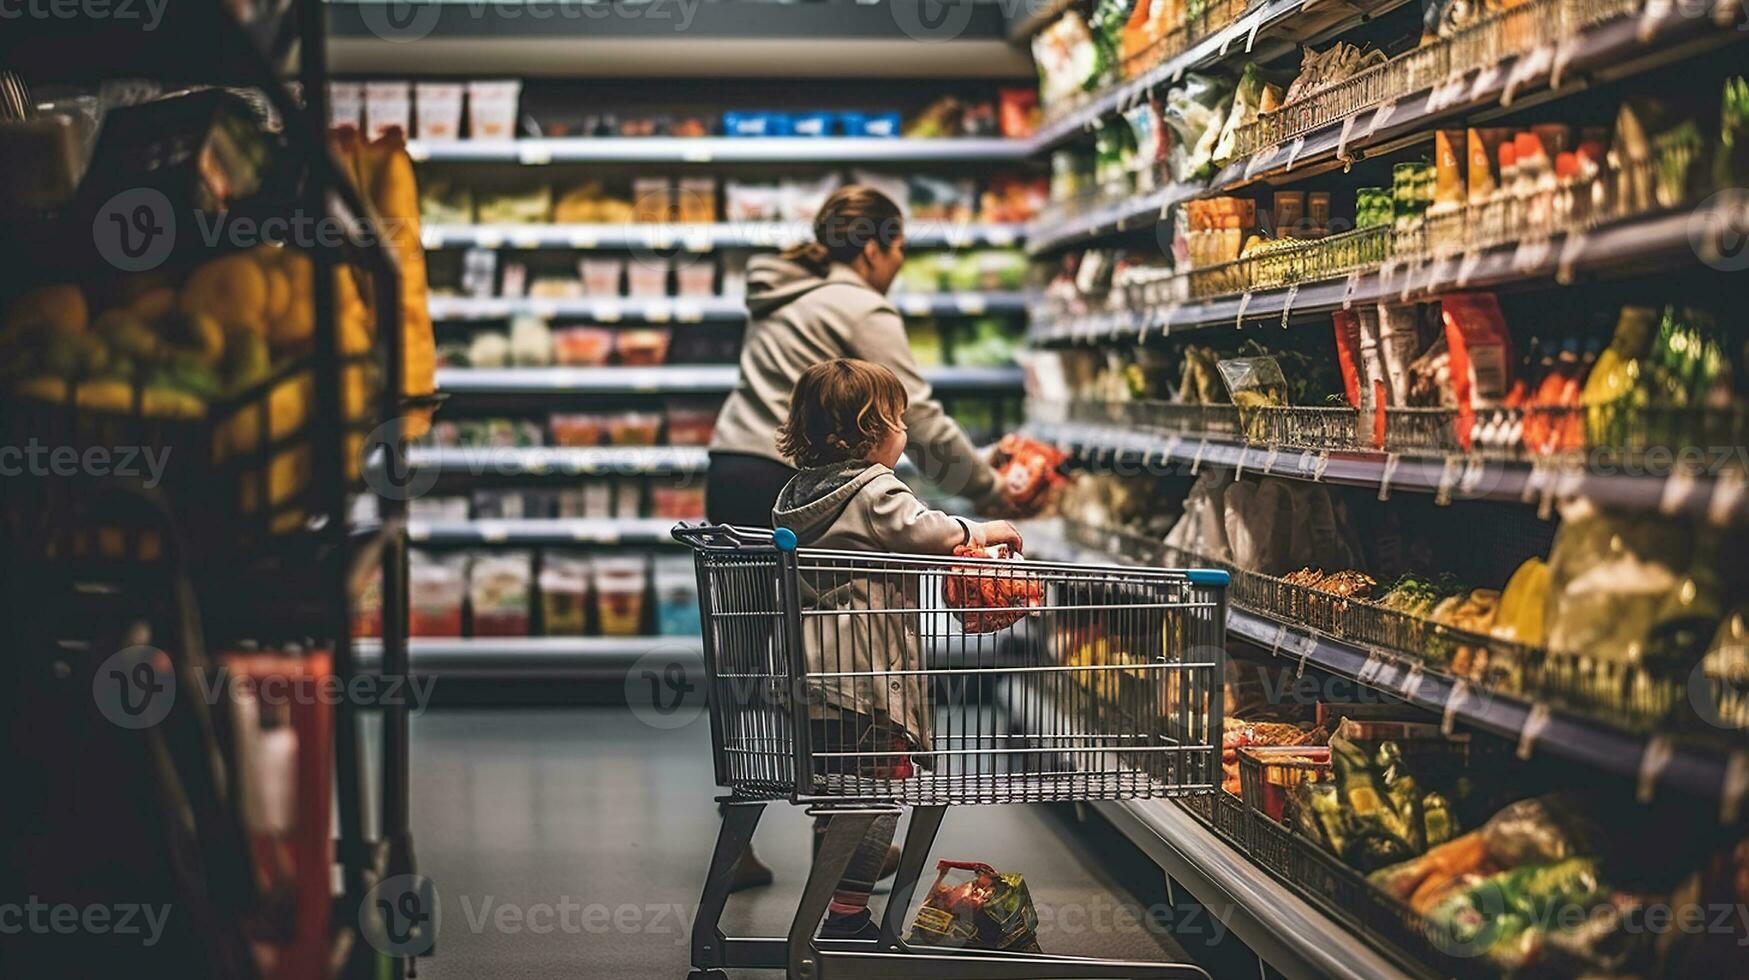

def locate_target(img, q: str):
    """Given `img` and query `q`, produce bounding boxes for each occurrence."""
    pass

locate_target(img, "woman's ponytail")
[780,185,904,275]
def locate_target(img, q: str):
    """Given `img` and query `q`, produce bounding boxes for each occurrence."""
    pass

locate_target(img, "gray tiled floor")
[406,707,1192,979]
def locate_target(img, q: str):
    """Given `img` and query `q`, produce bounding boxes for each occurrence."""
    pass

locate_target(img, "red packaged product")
[1440,293,1514,451]
[943,545,1045,634]
[991,434,1069,513]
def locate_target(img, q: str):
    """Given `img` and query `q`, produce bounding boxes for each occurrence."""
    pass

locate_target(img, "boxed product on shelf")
[365,81,412,140]
[329,81,364,131]
[675,259,716,297]
[594,553,650,636]
[614,477,643,519]
[466,79,521,139]
[540,552,592,636]
[676,177,717,223]
[470,551,533,637]
[664,402,718,446]
[555,181,635,224]
[655,554,703,636]
[791,110,834,137]
[409,495,470,522]
[414,82,465,140]
[578,256,625,296]
[723,110,789,137]
[554,326,615,366]
[411,550,468,637]
[908,175,976,224]
[509,313,553,366]
[652,483,706,520]
[979,176,1048,224]
[999,88,1040,139]
[840,111,902,138]
[633,176,674,223]
[724,180,780,221]
[780,174,840,222]
[476,185,552,224]
[551,412,610,447]
[616,327,671,366]
[606,411,663,446]
[626,259,669,298]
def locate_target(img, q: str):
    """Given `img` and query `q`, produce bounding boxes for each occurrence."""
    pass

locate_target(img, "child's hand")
[978,520,1024,553]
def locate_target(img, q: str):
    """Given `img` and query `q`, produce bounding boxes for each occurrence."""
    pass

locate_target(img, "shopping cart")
[673,523,1228,980]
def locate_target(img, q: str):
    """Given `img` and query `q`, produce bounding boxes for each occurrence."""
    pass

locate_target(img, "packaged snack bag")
[991,434,1070,514]
[943,545,1045,634]
[909,861,1043,953]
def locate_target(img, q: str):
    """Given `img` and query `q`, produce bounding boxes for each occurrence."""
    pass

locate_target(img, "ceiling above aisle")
[327,0,1038,78]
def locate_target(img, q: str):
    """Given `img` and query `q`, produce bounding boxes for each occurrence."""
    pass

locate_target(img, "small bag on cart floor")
[909,860,1045,953]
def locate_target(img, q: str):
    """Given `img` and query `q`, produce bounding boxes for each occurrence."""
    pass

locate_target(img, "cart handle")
[670,522,797,551]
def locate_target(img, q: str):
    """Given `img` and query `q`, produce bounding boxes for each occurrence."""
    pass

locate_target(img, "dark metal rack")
[1,3,417,977]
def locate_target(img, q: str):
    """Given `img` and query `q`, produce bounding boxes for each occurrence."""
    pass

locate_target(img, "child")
[772,358,1022,939]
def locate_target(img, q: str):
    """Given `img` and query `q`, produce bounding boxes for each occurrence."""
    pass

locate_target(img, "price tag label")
[900,295,931,317]
[572,524,619,544]
[1442,680,1472,738]
[1337,115,1359,163]
[1342,270,1363,310]
[1190,439,1209,475]
[1722,752,1749,825]
[524,455,551,476]
[1234,291,1253,330]
[474,229,504,249]
[1378,453,1401,502]
[529,300,558,319]
[1284,135,1308,172]
[644,228,675,251]
[1263,445,1280,474]
[1470,64,1504,102]
[421,228,445,251]
[1312,453,1331,483]
[987,226,1018,248]
[1293,633,1317,679]
[406,141,432,163]
[683,232,713,253]
[517,143,553,166]
[644,301,673,324]
[1280,283,1299,329]
[1556,231,1589,285]
[1297,449,1318,477]
[1399,662,1425,703]
[1457,249,1483,288]
[591,301,623,323]
[1660,467,1701,517]
[509,230,542,250]
[1357,650,1388,687]
[478,521,510,543]
[1708,467,1747,527]
[1517,703,1552,761]
[568,229,600,249]
[681,148,713,164]
[1436,455,1463,507]
[1514,237,1553,274]
[1638,735,1675,804]
[407,522,431,542]
[956,294,988,316]
[674,301,704,324]
[1270,624,1289,657]
[1367,98,1398,139]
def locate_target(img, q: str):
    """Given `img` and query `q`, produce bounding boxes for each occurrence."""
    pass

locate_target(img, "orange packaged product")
[943,545,1045,634]
[991,434,1070,514]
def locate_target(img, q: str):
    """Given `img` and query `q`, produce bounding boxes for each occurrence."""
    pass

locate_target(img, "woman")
[708,185,1010,526]
[703,186,1013,893]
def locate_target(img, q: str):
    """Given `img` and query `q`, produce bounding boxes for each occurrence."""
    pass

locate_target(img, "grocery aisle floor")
[406,707,1192,979]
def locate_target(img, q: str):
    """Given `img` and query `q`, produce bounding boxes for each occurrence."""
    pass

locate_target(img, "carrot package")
[1440,292,1514,451]
[909,861,1043,953]
[991,434,1070,513]
[943,545,1045,634]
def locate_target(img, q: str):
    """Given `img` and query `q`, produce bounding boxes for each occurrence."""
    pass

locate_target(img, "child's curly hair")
[777,359,909,468]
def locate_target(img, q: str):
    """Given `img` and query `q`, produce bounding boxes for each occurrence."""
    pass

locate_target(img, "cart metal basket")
[674,522,1226,980]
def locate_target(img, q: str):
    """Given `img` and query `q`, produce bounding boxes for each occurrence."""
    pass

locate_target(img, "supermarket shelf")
[1026,183,1202,256]
[1025,520,1749,819]
[435,364,1026,396]
[429,291,1030,323]
[421,221,1027,251]
[1032,206,1706,341]
[406,445,710,485]
[408,136,1034,164]
[1209,1,1747,197]
[357,636,703,680]
[1023,417,1749,527]
[1030,0,1408,150]
[1006,0,1081,42]
[997,679,1414,980]
[407,517,682,548]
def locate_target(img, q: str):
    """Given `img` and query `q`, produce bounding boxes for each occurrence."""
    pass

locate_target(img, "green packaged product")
[910,861,1043,953]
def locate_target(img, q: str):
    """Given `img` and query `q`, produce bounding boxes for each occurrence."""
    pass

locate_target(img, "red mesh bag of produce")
[991,435,1069,513]
[943,545,1045,634]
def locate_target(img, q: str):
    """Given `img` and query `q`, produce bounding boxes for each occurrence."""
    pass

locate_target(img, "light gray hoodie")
[711,255,1000,504]
[771,460,994,753]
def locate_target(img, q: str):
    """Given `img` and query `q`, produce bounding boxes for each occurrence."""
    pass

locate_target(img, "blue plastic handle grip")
[1185,568,1230,586]
[773,527,798,551]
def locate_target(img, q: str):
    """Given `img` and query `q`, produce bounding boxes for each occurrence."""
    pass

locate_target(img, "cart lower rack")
[674,522,1228,980]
